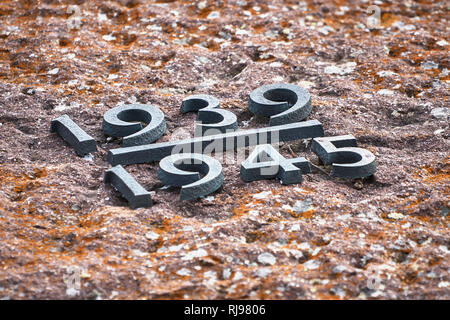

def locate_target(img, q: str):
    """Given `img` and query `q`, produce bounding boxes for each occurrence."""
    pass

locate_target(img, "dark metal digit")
[50,114,97,156]
[240,144,311,185]
[104,165,152,208]
[102,104,166,147]
[249,83,312,126]
[157,153,223,201]
[181,94,237,136]
[311,135,376,178]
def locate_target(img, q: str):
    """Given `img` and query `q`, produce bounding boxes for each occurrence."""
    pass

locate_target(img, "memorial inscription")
[50,83,376,207]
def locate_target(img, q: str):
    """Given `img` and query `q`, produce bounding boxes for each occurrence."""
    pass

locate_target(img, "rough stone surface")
[430,107,449,119]
[0,0,448,300]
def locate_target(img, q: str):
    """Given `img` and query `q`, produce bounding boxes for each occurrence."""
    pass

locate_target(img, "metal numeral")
[312,135,376,178]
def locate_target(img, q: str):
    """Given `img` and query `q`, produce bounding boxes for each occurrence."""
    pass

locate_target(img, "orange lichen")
[413,161,450,193]
[289,209,315,219]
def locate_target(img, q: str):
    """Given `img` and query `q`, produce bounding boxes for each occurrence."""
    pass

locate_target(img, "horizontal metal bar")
[107,120,324,166]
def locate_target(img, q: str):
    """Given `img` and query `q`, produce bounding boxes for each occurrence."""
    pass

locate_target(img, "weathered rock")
[0,0,448,300]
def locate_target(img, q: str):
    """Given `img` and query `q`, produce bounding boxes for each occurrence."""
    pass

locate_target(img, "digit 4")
[240,144,311,185]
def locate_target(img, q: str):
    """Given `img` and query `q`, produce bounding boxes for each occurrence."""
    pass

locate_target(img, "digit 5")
[311,135,376,178]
